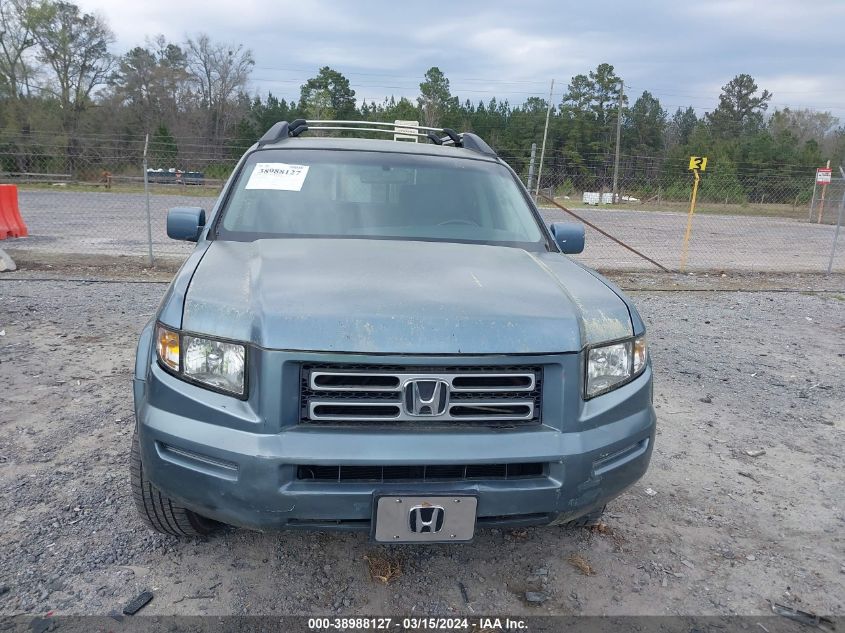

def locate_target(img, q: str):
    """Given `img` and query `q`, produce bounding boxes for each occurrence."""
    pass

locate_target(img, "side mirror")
[167,207,206,242]
[550,222,585,254]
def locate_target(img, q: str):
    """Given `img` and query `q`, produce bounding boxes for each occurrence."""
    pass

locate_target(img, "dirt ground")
[0,270,843,617]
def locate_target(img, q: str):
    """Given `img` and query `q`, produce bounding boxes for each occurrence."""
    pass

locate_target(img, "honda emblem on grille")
[409,504,445,533]
[403,379,449,416]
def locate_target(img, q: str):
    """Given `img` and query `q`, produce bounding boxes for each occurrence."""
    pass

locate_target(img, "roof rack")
[256,120,497,157]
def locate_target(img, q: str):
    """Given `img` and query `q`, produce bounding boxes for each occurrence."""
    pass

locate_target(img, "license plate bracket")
[372,494,478,543]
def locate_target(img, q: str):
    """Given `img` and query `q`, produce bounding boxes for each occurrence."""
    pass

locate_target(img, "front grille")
[296,462,546,482]
[300,364,543,426]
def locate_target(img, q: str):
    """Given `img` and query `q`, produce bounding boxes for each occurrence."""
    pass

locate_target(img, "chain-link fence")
[1,133,843,274]
[0,131,236,261]
[809,176,845,225]
[530,170,845,273]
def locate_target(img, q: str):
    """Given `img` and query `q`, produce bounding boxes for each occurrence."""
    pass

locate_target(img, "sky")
[76,0,845,121]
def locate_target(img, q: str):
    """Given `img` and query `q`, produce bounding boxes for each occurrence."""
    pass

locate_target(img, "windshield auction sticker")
[245,163,310,191]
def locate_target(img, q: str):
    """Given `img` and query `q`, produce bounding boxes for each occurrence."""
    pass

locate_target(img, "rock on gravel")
[0,248,16,272]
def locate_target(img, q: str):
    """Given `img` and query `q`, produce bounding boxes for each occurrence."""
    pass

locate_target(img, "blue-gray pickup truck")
[131,120,655,542]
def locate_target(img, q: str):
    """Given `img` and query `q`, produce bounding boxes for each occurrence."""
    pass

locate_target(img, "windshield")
[216,148,547,249]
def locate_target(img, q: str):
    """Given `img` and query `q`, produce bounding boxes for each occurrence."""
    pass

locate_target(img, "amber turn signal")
[156,324,180,371]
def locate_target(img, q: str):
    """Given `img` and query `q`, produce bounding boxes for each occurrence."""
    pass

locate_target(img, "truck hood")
[181,239,632,354]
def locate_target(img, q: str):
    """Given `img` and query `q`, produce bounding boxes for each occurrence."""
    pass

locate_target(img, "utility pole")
[527,143,537,191]
[611,80,624,204]
[535,79,554,199]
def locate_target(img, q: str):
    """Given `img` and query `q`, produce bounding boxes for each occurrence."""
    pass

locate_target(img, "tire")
[130,431,218,537]
[564,505,607,528]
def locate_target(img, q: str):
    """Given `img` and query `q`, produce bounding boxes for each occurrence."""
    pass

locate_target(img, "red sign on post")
[817,168,832,184]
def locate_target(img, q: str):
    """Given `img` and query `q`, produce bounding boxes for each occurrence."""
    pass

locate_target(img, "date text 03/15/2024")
[307,617,528,630]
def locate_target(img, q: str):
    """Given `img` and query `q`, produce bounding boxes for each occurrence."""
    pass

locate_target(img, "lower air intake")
[296,462,546,483]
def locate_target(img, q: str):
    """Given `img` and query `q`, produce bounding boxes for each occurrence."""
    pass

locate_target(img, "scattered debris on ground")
[567,554,596,577]
[363,554,401,585]
[121,591,153,615]
[769,601,835,629]
[524,591,549,605]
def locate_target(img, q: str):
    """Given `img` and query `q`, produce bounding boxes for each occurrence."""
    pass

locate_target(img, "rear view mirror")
[550,222,585,254]
[167,207,206,242]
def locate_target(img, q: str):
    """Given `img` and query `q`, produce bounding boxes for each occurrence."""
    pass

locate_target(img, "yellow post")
[680,169,700,272]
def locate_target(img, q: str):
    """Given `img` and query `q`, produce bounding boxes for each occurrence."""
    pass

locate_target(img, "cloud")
[71,0,845,118]
[756,74,845,113]
[465,28,585,75]
[684,0,844,31]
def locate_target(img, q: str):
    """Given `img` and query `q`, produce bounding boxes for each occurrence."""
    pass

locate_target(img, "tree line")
[1,0,843,202]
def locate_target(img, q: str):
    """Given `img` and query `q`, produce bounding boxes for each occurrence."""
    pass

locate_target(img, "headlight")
[183,334,245,395]
[585,335,647,399]
[155,324,246,397]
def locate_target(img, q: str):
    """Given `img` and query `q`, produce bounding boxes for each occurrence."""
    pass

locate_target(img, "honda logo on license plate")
[408,504,445,533]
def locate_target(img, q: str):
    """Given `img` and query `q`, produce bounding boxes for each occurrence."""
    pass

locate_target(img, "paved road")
[3,189,844,272]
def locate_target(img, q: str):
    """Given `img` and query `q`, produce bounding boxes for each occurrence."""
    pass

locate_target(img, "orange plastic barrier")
[0,184,28,239]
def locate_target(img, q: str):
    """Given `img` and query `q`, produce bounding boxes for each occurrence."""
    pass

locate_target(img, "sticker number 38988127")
[245,163,310,191]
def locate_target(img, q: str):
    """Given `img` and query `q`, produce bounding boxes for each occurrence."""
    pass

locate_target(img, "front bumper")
[133,326,656,531]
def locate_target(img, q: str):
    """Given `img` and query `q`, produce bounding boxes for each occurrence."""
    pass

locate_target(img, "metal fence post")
[143,134,154,267]
[527,143,537,191]
[827,168,845,274]
[807,179,817,221]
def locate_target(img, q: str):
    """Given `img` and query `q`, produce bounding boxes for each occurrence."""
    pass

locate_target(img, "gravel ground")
[0,275,843,617]
[3,188,844,272]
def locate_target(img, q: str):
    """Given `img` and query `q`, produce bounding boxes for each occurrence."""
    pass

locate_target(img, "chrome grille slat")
[307,399,535,422]
[308,401,402,421]
[448,401,534,420]
[309,371,401,392]
[450,373,536,392]
[300,365,543,426]
[308,371,536,392]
